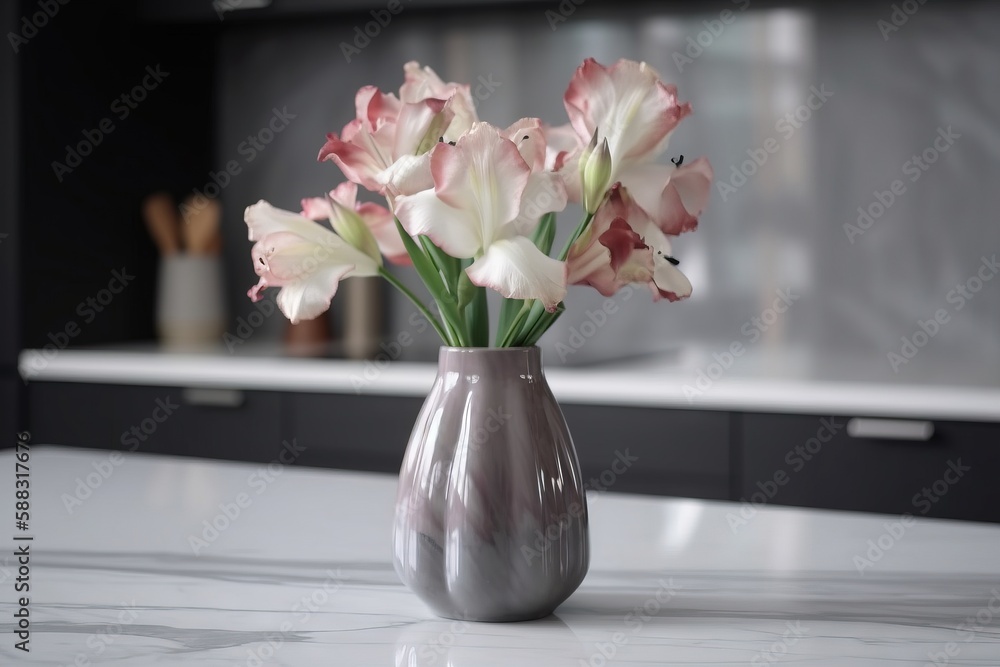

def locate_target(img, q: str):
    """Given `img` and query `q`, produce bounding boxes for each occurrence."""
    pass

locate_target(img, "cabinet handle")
[181,388,245,408]
[846,418,934,441]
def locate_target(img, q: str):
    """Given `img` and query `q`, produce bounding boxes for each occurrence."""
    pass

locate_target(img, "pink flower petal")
[401,61,478,140]
[504,118,546,172]
[317,132,384,192]
[600,217,647,273]
[357,201,410,265]
[564,57,692,171]
[392,98,450,158]
[300,196,331,221]
[659,157,713,235]
[431,123,531,230]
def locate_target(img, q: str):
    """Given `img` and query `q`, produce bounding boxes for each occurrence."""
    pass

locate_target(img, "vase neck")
[437,347,544,378]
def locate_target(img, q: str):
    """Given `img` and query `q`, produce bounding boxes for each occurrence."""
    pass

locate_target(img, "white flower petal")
[511,171,568,237]
[466,236,567,310]
[276,264,357,324]
[617,163,674,219]
[394,189,482,259]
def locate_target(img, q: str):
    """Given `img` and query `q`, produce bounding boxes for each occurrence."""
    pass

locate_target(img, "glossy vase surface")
[392,346,589,622]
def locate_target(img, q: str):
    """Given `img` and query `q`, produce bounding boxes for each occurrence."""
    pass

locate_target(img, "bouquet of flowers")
[245,58,712,348]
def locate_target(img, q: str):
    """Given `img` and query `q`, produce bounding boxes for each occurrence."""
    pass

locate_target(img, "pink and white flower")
[399,61,478,143]
[300,181,409,265]
[395,122,569,310]
[245,200,380,324]
[318,62,479,201]
[560,58,713,228]
[567,184,693,302]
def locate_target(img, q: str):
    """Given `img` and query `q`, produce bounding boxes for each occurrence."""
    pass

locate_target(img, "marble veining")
[1,447,999,666]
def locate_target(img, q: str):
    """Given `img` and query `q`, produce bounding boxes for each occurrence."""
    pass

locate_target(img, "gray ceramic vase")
[392,346,589,622]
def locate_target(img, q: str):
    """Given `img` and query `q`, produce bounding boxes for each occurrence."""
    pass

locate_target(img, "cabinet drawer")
[740,413,1000,522]
[561,404,730,500]
[28,382,283,462]
[284,392,423,473]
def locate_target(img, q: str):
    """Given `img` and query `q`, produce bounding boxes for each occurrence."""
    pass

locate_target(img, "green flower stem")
[504,210,597,346]
[393,218,469,346]
[556,211,595,262]
[498,299,533,347]
[378,266,452,345]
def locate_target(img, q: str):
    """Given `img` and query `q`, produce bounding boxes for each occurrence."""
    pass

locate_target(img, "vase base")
[427,607,558,623]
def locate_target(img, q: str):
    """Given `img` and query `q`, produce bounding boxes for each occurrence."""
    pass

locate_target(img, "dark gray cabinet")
[739,413,1000,523]
[28,382,285,463]
[286,392,423,472]
[561,405,730,500]
[23,382,1000,523]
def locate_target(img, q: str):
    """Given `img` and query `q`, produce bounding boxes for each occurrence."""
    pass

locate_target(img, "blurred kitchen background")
[1,1,998,520]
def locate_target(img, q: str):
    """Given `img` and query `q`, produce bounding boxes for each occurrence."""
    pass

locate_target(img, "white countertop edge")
[19,348,1000,422]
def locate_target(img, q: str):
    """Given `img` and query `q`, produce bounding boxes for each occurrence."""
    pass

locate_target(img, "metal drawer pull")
[181,388,245,408]
[846,418,934,441]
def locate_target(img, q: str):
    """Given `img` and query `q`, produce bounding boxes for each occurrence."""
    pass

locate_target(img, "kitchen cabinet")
[561,405,730,499]
[286,392,423,472]
[22,369,1000,523]
[27,382,284,463]
[739,413,1000,522]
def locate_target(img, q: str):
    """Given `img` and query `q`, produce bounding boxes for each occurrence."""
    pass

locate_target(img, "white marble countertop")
[2,447,999,665]
[18,347,1000,422]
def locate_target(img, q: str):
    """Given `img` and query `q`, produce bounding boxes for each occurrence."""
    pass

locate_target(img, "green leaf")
[524,302,565,346]
[465,282,489,347]
[531,212,557,255]
[495,297,524,346]
[393,219,468,346]
[510,299,547,347]
[420,236,461,296]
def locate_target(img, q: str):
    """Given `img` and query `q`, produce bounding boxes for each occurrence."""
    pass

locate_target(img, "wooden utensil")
[142,192,181,256]
[181,196,222,255]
